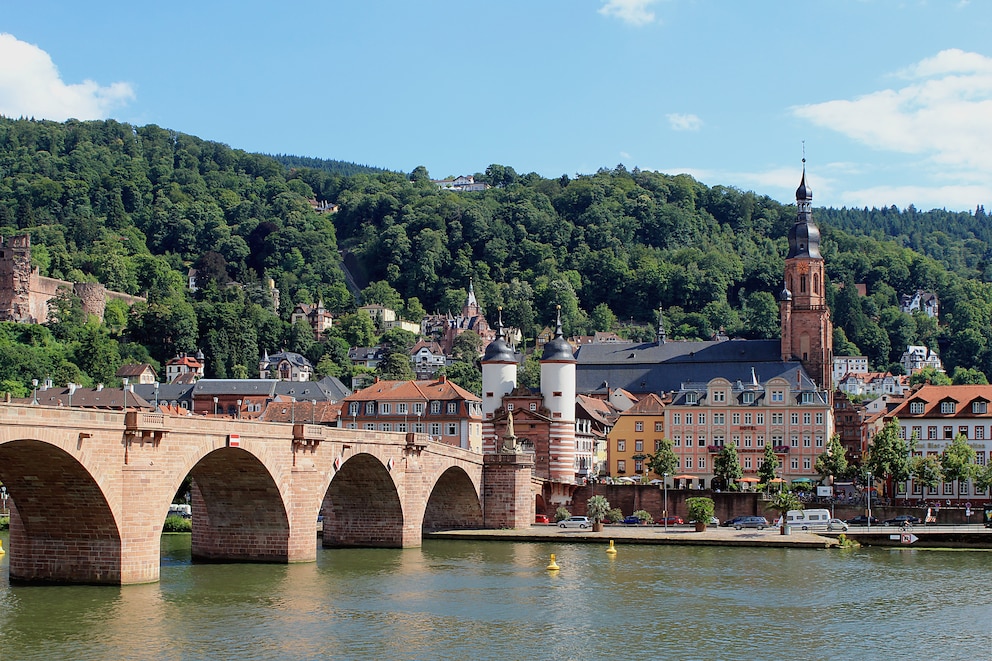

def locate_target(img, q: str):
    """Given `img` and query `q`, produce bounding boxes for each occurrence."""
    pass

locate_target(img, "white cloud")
[793,49,992,177]
[667,113,702,131]
[0,33,134,121]
[598,0,659,26]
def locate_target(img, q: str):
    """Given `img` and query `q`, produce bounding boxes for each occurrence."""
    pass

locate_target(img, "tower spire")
[656,306,666,345]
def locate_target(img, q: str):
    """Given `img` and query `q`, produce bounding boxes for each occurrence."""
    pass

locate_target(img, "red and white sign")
[228,434,241,448]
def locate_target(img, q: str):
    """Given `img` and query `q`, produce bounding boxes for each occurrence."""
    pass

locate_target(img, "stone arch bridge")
[0,404,533,585]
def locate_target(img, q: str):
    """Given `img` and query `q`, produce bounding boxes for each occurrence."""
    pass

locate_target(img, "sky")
[3,1,992,212]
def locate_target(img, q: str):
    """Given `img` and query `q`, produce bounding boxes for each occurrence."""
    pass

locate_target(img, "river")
[0,531,989,660]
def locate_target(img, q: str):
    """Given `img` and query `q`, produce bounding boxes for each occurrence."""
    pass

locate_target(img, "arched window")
[813,272,820,294]
[800,275,807,293]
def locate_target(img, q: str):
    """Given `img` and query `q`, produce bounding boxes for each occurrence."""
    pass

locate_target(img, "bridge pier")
[483,453,535,529]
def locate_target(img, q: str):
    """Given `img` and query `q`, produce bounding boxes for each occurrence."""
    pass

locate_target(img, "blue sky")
[3,1,992,212]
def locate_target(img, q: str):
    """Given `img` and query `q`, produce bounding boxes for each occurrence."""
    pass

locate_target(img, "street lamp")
[68,382,76,408]
[213,396,218,416]
[663,472,669,532]
[291,397,296,425]
[237,399,242,420]
[31,379,38,405]
[311,399,316,425]
[122,378,129,413]
[866,471,873,531]
[154,381,160,409]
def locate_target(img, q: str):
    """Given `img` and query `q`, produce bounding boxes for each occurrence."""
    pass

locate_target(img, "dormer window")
[712,390,726,403]
[940,401,956,414]
[973,401,988,414]
[686,392,697,404]
[909,401,924,415]
[742,392,754,404]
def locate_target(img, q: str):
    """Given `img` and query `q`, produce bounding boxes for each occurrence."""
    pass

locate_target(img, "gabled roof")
[23,387,154,410]
[192,379,279,397]
[259,399,341,424]
[888,384,992,418]
[345,377,480,403]
[116,363,157,378]
[618,392,666,416]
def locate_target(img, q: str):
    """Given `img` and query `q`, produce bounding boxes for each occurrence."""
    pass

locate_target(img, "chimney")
[96,383,104,391]
[438,374,447,384]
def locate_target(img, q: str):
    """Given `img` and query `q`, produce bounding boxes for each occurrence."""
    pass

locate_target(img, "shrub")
[163,515,192,533]
[686,497,715,527]
[554,506,571,523]
[0,516,8,531]
[633,509,654,524]
[607,507,624,523]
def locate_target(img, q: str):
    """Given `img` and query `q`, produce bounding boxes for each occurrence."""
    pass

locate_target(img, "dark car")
[622,515,643,525]
[733,516,769,530]
[721,515,749,528]
[845,515,880,526]
[883,515,921,526]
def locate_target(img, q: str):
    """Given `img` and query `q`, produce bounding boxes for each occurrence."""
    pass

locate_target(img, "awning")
[792,477,813,483]
[769,478,786,483]
[674,474,697,480]
[738,477,760,483]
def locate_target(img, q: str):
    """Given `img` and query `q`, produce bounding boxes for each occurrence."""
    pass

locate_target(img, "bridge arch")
[0,439,121,584]
[188,447,290,562]
[321,452,403,547]
[423,466,483,532]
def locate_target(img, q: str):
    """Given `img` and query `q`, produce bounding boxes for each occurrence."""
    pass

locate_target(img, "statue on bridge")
[500,410,520,454]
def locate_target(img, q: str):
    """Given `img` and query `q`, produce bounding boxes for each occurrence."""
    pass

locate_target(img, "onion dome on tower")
[787,164,821,260]
[481,307,518,453]
[540,306,577,482]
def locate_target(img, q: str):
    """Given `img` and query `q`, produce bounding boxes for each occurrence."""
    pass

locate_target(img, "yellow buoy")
[0,539,5,554]
[606,539,617,555]
[546,553,559,571]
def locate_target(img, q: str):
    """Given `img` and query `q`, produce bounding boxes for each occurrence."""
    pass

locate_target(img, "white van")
[785,508,831,530]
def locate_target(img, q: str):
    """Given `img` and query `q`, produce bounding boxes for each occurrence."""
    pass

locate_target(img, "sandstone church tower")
[780,163,833,391]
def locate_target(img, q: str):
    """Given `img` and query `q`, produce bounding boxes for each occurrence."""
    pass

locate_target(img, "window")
[772,413,783,425]
[713,413,725,425]
[447,402,457,414]
[430,423,441,436]
[685,413,693,425]
[943,482,954,495]
[756,413,765,425]
[757,435,765,447]
[744,413,752,425]
[744,435,753,447]
[365,402,376,415]
[398,403,408,414]
[414,422,425,434]
[446,423,457,436]
[634,460,643,473]
[672,413,681,425]
[928,426,937,439]
[635,422,644,432]
[941,401,956,414]
[959,426,969,439]
[803,458,811,469]
[698,414,706,425]
[617,440,626,452]
[673,435,681,447]
[803,413,811,425]
[713,390,726,403]
[431,401,441,414]
[815,413,823,425]
[686,393,697,404]
[618,460,627,473]
[744,457,752,469]
[801,392,813,404]
[959,480,969,495]
[685,433,693,446]
[530,402,537,411]
[803,436,810,447]
[944,426,953,439]
[364,423,375,430]
[912,480,922,495]
[909,401,925,414]
[654,440,663,451]
[398,423,407,433]
[791,413,799,425]
[743,392,754,404]
[380,403,391,414]
[655,422,664,432]
[973,401,988,414]
[977,427,986,440]
[698,457,706,469]
[349,402,359,416]
[414,403,425,415]
[684,456,692,468]
[791,458,798,469]
[732,413,740,425]
[381,423,391,432]
[771,390,784,402]
[714,435,725,446]
[553,391,562,397]
[635,440,643,452]
[698,435,706,447]
[791,435,799,447]
[815,435,823,447]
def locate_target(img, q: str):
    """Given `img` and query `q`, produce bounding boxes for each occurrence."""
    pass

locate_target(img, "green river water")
[0,531,989,660]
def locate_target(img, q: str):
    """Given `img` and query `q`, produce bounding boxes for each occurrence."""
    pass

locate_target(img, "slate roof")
[192,379,279,397]
[574,338,808,395]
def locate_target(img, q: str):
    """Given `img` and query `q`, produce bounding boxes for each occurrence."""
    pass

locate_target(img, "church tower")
[540,306,577,482]
[780,163,833,391]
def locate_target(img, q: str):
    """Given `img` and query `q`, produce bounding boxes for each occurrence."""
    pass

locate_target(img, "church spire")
[656,306,666,345]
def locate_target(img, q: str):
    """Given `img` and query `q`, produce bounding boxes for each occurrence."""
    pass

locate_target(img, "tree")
[814,434,849,482]
[686,497,715,531]
[451,331,483,364]
[376,351,414,381]
[439,361,481,396]
[337,312,376,347]
[646,438,679,478]
[910,366,951,386]
[586,495,610,527]
[910,455,943,496]
[589,303,617,333]
[950,366,988,385]
[865,419,913,485]
[940,433,977,485]
[757,443,779,487]
[765,491,803,533]
[712,443,743,490]
[974,462,992,494]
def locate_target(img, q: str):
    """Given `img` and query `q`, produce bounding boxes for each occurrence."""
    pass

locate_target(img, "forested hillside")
[1,116,992,394]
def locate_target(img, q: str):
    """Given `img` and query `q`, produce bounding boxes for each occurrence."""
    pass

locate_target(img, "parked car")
[559,516,591,529]
[534,514,550,524]
[690,516,720,526]
[622,515,644,525]
[721,515,749,528]
[657,515,684,525]
[883,515,921,526]
[845,515,880,526]
[826,518,849,532]
[733,516,769,530]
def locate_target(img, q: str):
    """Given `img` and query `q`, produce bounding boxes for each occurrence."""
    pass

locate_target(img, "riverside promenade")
[431,523,840,548]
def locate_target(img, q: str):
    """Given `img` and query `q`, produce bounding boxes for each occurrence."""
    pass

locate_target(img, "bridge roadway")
[0,403,490,585]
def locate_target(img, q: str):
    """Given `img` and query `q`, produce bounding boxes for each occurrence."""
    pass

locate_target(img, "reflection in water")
[0,531,990,660]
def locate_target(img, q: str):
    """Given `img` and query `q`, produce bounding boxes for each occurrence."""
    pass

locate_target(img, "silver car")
[826,518,849,532]
[559,516,591,529]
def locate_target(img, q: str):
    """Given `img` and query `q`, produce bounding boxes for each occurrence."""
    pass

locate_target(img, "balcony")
[773,445,790,453]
